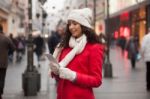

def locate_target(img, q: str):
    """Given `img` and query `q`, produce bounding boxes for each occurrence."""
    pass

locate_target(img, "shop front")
[131,6,146,45]
[107,0,149,46]
[0,9,8,33]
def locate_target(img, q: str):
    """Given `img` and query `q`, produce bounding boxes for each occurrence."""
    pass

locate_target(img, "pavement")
[3,46,150,99]
[94,47,150,99]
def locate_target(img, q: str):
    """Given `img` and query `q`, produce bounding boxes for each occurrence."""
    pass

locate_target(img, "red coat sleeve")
[75,44,103,88]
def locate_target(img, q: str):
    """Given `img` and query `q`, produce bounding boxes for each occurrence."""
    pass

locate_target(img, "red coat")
[56,43,103,99]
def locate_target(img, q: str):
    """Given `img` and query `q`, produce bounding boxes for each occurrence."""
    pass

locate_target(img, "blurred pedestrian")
[57,26,65,40]
[126,36,139,68]
[49,8,104,99]
[48,26,65,54]
[141,27,150,91]
[33,32,45,67]
[16,36,25,62]
[8,33,17,63]
[0,25,15,99]
[48,31,61,54]
[118,36,126,55]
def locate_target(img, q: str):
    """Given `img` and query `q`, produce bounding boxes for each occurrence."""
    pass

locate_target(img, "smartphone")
[45,53,60,67]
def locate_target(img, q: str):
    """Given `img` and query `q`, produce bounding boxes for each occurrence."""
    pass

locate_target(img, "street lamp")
[22,0,42,96]
[103,0,113,78]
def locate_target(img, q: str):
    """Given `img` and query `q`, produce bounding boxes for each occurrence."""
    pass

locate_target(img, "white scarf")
[53,34,87,67]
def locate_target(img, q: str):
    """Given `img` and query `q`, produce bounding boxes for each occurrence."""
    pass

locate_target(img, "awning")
[109,0,149,18]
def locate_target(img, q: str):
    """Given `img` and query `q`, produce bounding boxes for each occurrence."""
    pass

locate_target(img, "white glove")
[49,62,59,75]
[59,67,76,82]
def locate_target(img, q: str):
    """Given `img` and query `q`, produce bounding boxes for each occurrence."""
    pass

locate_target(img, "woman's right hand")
[49,62,59,75]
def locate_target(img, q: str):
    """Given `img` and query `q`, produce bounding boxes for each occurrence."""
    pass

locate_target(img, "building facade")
[0,0,25,36]
[106,0,150,45]
[0,0,10,34]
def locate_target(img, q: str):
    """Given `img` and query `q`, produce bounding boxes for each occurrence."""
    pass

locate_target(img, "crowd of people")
[114,34,140,69]
[8,33,26,63]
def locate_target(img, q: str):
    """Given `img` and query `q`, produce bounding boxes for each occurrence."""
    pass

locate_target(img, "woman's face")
[68,20,82,38]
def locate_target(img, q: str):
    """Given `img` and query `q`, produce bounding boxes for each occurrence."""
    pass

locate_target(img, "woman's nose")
[69,23,75,29]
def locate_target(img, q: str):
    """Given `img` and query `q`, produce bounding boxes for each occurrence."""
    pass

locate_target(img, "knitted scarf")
[53,34,87,67]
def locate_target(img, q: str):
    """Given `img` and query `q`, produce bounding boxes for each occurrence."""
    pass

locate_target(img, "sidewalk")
[3,46,150,99]
[3,49,56,99]
[94,47,150,99]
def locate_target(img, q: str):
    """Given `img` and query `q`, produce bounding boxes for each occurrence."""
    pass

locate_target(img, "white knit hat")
[67,8,93,29]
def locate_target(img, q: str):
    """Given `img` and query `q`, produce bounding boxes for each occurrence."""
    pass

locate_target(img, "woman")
[50,8,104,99]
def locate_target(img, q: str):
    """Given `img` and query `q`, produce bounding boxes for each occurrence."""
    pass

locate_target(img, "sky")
[43,0,65,13]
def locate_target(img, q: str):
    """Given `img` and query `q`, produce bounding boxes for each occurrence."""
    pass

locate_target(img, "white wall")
[7,14,22,37]
[32,0,42,31]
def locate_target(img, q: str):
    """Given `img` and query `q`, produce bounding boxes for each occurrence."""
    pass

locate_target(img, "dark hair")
[59,24,100,48]
[0,24,3,33]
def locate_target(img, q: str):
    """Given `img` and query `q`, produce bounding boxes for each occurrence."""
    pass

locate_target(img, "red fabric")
[56,43,103,99]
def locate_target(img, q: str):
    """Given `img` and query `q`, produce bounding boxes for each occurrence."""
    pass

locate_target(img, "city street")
[3,46,150,99]
[1,0,150,99]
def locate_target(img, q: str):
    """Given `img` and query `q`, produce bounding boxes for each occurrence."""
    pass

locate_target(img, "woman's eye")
[71,23,76,26]
[72,21,78,25]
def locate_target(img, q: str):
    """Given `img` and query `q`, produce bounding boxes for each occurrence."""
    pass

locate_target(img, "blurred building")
[8,0,25,36]
[94,0,105,35]
[0,0,10,33]
[59,0,150,45]
[24,0,47,38]
[43,0,105,35]
[43,0,68,36]
[0,0,25,36]
[32,0,43,32]
[106,0,150,46]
